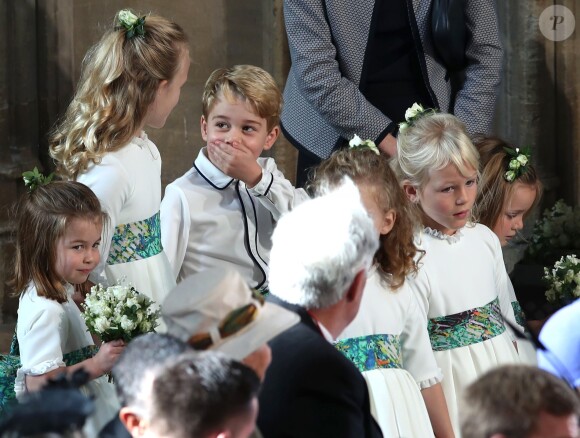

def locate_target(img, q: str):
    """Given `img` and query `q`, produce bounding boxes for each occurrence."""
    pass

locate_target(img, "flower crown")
[117,10,146,39]
[22,167,54,193]
[503,147,531,182]
[348,134,380,155]
[398,102,436,134]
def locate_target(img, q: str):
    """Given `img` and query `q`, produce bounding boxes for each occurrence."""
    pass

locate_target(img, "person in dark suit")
[281,0,503,186]
[257,180,383,438]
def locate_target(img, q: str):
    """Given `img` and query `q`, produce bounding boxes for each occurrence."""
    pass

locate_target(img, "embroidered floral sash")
[511,301,526,329]
[334,334,403,372]
[0,334,98,415]
[428,297,506,351]
[107,211,163,265]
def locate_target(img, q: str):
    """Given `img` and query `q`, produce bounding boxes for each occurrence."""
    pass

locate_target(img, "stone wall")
[495,1,580,269]
[496,0,579,207]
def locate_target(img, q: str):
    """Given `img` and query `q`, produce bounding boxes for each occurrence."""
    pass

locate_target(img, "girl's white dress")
[335,267,441,437]
[408,224,521,435]
[15,284,119,437]
[78,133,175,322]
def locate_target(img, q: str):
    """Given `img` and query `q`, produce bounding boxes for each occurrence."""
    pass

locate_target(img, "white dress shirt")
[160,148,309,288]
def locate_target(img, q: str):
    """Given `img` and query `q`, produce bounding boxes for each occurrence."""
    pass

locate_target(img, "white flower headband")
[503,147,531,182]
[398,102,436,134]
[348,134,380,155]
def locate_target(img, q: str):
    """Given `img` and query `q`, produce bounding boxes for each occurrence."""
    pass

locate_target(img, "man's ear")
[402,181,419,204]
[200,115,208,141]
[120,407,145,437]
[262,125,280,151]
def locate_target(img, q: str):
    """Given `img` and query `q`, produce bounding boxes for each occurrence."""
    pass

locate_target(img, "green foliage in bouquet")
[81,284,160,343]
[526,199,580,264]
[544,254,580,306]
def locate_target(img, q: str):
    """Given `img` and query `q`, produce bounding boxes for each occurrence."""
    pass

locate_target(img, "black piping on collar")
[193,161,235,191]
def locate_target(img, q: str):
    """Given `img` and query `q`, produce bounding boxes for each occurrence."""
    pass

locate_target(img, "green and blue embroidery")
[107,211,163,265]
[334,334,403,373]
[0,335,98,416]
[428,297,506,351]
[511,301,526,329]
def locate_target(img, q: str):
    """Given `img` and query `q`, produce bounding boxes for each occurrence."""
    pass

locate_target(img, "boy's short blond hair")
[202,65,282,131]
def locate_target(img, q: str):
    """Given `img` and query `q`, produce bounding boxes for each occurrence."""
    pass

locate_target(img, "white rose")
[111,286,128,301]
[94,317,110,333]
[504,171,516,182]
[516,154,528,166]
[405,103,423,121]
[95,301,112,318]
[120,315,136,331]
[349,134,363,147]
[509,159,520,170]
[118,10,138,26]
[126,297,139,309]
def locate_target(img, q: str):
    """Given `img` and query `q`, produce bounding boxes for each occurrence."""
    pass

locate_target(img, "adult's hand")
[378,134,397,157]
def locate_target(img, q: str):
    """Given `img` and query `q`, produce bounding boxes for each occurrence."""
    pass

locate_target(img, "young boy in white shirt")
[160,65,309,290]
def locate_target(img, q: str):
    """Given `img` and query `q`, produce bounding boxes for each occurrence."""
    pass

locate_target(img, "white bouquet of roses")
[81,283,161,343]
[544,254,580,305]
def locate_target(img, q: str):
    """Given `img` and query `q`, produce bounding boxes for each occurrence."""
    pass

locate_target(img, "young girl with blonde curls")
[475,136,543,364]
[310,147,454,438]
[49,10,189,308]
[12,179,124,435]
[392,108,521,434]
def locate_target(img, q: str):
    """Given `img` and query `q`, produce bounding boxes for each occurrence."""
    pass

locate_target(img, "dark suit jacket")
[258,299,383,438]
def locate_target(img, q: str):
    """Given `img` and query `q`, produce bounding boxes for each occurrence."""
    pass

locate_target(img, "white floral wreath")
[503,147,530,182]
[348,134,380,155]
[398,102,436,134]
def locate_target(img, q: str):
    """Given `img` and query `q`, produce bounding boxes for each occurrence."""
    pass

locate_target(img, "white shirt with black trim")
[160,148,309,288]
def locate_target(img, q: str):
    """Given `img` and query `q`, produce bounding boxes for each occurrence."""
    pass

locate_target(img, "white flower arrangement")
[544,254,580,305]
[82,283,160,343]
[349,134,380,155]
[118,10,139,26]
[527,199,580,263]
[117,9,146,39]
[503,147,530,182]
[398,102,435,134]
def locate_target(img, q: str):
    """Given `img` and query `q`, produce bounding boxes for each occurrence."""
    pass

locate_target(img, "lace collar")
[423,227,463,244]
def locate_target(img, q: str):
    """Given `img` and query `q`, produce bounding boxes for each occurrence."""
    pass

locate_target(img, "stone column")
[0,0,44,320]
